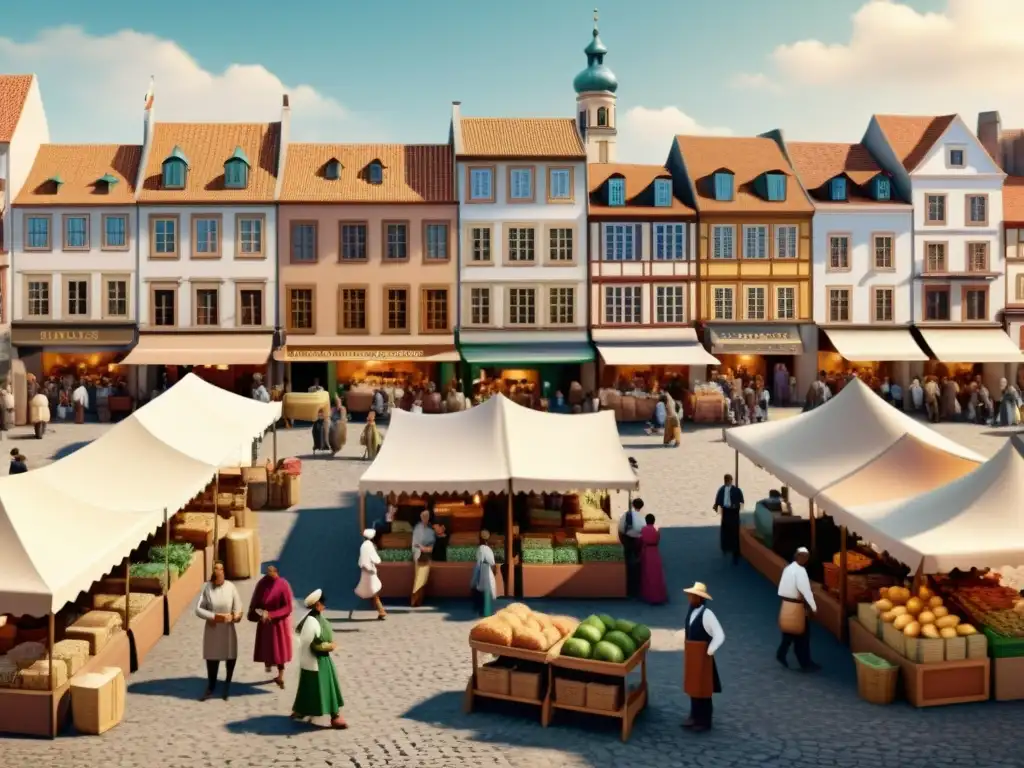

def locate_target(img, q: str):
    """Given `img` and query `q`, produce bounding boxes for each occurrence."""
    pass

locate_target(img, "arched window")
[325,160,341,180]
[368,161,383,184]
[597,107,608,127]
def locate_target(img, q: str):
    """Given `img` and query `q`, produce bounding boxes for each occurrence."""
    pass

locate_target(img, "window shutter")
[634,224,642,260]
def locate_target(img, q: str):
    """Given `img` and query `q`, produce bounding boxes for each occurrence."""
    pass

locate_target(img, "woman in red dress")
[639,514,668,605]
[247,564,294,687]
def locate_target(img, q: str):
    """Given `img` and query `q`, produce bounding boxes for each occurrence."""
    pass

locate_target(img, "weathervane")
[593,8,599,30]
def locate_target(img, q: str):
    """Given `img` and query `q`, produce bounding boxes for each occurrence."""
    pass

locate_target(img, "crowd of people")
[705,369,776,425]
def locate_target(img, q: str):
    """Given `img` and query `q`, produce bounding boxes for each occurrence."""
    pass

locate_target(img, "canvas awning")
[594,328,718,366]
[460,343,594,365]
[708,324,804,355]
[824,329,928,362]
[122,333,273,366]
[916,328,1024,363]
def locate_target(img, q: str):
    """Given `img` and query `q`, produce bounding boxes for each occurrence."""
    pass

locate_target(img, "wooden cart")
[463,639,565,723]
[548,641,650,741]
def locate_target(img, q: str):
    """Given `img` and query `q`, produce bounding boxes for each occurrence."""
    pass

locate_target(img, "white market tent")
[723,378,983,501]
[818,437,1024,574]
[0,374,282,617]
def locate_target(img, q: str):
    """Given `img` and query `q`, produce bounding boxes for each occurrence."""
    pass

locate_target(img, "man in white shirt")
[617,498,645,597]
[71,381,89,423]
[776,547,820,672]
[682,582,724,731]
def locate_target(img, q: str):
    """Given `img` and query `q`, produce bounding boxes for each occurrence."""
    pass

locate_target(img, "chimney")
[273,93,291,203]
[450,101,464,156]
[977,111,1002,169]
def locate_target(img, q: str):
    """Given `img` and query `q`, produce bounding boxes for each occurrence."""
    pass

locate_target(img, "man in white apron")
[776,547,819,671]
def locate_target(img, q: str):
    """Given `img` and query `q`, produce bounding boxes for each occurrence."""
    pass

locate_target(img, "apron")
[412,552,433,595]
[778,596,807,635]
[683,605,722,698]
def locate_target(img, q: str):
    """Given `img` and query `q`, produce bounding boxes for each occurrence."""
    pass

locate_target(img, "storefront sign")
[277,346,457,361]
[709,325,804,355]
[11,325,136,347]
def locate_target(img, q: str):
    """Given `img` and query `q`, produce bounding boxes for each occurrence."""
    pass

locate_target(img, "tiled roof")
[674,135,814,214]
[280,144,454,203]
[15,144,142,205]
[459,117,585,159]
[0,75,32,144]
[873,114,957,172]
[138,122,280,203]
[588,163,694,217]
[1004,177,1024,224]
[785,142,902,206]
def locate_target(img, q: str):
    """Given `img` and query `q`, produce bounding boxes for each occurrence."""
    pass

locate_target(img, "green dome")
[574,26,617,94]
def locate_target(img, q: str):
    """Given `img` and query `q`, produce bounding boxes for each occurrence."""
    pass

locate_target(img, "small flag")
[143,77,154,111]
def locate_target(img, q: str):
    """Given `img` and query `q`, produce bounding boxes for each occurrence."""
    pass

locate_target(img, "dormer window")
[608,177,625,206]
[654,178,672,207]
[874,176,891,201]
[224,146,250,190]
[368,161,383,184]
[830,177,847,201]
[712,171,733,201]
[764,172,786,202]
[325,159,342,180]
[162,146,189,189]
[46,175,64,191]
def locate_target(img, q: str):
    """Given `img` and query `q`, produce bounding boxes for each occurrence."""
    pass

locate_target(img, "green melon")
[603,630,638,658]
[597,613,617,631]
[630,624,652,645]
[582,615,607,635]
[561,637,593,659]
[614,619,636,635]
[574,622,604,645]
[593,640,626,663]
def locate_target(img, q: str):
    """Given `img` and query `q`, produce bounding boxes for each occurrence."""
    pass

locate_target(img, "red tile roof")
[785,142,902,205]
[588,163,694,217]
[0,75,32,144]
[15,144,142,205]
[459,118,585,159]
[873,114,957,172]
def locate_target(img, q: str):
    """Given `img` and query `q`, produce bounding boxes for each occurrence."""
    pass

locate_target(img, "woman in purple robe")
[247,564,294,688]
[639,514,668,605]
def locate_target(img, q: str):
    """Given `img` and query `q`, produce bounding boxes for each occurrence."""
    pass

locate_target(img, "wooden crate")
[993,656,1024,701]
[476,664,510,696]
[554,677,586,707]
[510,670,542,701]
[585,681,623,712]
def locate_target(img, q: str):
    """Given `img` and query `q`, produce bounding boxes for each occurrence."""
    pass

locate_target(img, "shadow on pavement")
[51,440,93,460]
[129,676,270,700]
[223,713,310,736]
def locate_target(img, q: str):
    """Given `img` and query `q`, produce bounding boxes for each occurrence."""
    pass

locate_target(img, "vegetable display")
[579,544,625,563]
[552,545,580,565]
[522,548,555,565]
[379,548,413,562]
[148,542,195,576]
[559,613,649,662]
[875,586,978,640]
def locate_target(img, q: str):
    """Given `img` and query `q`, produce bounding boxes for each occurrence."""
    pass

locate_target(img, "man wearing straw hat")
[353,529,387,620]
[291,589,347,729]
[776,547,820,672]
[681,582,725,732]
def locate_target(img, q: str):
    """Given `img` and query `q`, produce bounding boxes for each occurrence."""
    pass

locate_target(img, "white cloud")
[728,73,780,92]
[0,26,375,143]
[618,106,732,164]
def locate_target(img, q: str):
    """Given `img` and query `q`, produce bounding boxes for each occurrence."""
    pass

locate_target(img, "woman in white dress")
[471,531,497,617]
[195,560,243,700]
[353,529,386,620]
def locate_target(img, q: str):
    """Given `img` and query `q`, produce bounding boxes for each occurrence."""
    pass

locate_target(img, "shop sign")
[11,325,136,347]
[282,347,437,361]
[711,326,803,355]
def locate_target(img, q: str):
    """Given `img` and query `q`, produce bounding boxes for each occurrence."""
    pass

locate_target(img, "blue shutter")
[654,179,671,206]
[609,178,625,206]
[830,177,847,201]
[766,173,786,201]
[875,176,891,201]
[713,172,733,201]
[224,160,248,189]
[162,159,185,188]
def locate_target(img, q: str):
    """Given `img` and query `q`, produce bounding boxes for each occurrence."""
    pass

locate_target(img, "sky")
[3,0,1024,163]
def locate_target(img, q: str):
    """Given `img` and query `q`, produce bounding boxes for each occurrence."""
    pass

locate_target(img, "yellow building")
[668,133,816,397]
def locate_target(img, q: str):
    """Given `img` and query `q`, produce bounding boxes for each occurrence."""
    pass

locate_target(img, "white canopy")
[917,328,1024,364]
[824,329,927,362]
[724,378,983,499]
[359,394,636,496]
[820,438,1024,573]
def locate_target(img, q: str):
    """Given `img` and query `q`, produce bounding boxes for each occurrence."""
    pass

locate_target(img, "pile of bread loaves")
[875,585,978,639]
[468,602,579,651]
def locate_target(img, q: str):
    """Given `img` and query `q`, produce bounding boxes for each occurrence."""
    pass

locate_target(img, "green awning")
[460,343,594,365]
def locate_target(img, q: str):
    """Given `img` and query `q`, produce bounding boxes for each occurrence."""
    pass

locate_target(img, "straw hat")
[362,528,376,540]
[304,589,323,608]
[683,582,712,600]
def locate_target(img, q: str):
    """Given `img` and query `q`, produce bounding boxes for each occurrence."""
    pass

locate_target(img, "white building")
[573,12,618,164]
[10,145,141,383]
[122,98,284,396]
[783,141,922,389]
[451,104,591,390]
[863,114,1021,388]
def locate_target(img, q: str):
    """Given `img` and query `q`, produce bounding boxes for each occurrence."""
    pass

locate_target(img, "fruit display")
[875,586,979,640]
[468,603,579,651]
[559,613,650,662]
[833,551,872,572]
[937,580,1024,639]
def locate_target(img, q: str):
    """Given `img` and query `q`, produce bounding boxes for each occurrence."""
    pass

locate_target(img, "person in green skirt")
[291,590,347,729]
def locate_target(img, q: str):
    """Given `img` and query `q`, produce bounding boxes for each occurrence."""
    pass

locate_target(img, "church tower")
[574,9,618,163]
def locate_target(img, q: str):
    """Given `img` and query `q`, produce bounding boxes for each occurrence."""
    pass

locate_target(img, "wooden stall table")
[548,641,650,741]
[463,639,565,723]
[428,562,505,599]
[165,552,206,632]
[993,656,1024,702]
[810,583,844,641]
[127,595,166,671]
[849,619,989,707]
[377,562,415,599]
[521,563,627,599]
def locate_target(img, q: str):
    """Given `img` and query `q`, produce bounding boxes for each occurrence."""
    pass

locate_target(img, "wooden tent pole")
[48,612,56,737]
[124,557,132,631]
[358,491,366,532]
[839,526,848,643]
[808,500,817,557]
[163,507,171,589]
[506,488,514,598]
[911,562,925,594]
[271,418,278,466]
[213,473,220,549]
[734,449,739,485]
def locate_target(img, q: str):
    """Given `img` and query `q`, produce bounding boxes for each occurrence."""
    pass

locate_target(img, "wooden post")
[48,612,56,737]
[506,489,515,598]
[839,525,848,643]
[124,557,132,631]
[911,562,925,594]
[734,449,739,485]
[163,508,171,589]
[272,418,278,466]
[213,472,220,548]
[358,491,366,532]
[808,500,817,557]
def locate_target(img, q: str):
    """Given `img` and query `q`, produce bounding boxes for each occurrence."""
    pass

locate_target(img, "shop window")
[548,286,575,325]
[654,179,672,207]
[468,167,494,201]
[604,223,637,261]
[711,225,734,259]
[712,287,734,320]
[924,287,950,321]
[63,215,89,250]
[655,285,685,323]
[743,225,768,259]
[548,227,574,262]
[340,223,368,261]
[470,226,492,262]
[385,287,409,332]
[925,242,947,272]
[873,235,893,269]
[105,278,129,318]
[384,222,409,261]
[153,288,177,326]
[339,287,368,331]
[239,288,263,327]
[421,288,450,332]
[507,226,536,263]
[508,287,538,325]
[967,195,988,225]
[192,216,221,258]
[775,286,796,320]
[509,168,533,201]
[828,288,851,323]
[604,285,642,324]
[745,286,766,320]
[290,222,317,263]
[66,278,88,317]
[151,217,179,258]
[873,287,894,322]
[26,279,50,317]
[925,194,946,224]
[653,223,685,260]
[775,225,797,259]
[25,215,50,250]
[288,288,314,331]
[963,287,988,321]
[548,168,572,201]
[102,214,128,250]
[425,222,450,260]
[237,216,264,257]
[469,287,491,325]
[967,242,988,272]
[195,287,219,326]
[828,235,850,270]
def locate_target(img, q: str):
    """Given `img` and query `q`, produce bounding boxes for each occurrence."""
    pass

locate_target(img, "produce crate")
[982,626,1024,658]
[945,636,967,662]
[822,564,894,608]
[993,656,1024,701]
[554,677,586,707]
[477,663,511,696]
[857,603,881,638]
[510,670,542,701]
[585,681,623,712]
[904,637,944,664]
[882,622,905,657]
[853,653,898,705]
[966,633,988,660]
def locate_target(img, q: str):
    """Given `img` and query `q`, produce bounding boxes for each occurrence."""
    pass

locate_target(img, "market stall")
[465,603,651,741]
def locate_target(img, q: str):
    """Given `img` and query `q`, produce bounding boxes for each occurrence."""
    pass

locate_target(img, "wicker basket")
[854,653,898,705]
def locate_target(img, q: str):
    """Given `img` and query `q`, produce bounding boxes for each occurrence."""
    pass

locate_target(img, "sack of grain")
[17,659,68,691]
[72,610,123,631]
[7,641,46,669]
[92,593,156,623]
[0,655,18,687]
[52,639,91,677]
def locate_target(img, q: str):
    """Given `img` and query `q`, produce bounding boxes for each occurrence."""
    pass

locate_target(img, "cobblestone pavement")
[1,413,1023,768]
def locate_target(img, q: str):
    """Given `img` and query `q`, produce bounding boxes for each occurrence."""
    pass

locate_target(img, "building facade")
[451,105,591,395]
[669,133,816,398]
[863,114,1019,390]
[587,163,715,392]
[122,101,282,397]
[275,142,458,397]
[1001,180,1024,390]
[783,141,922,391]
[11,145,141,391]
